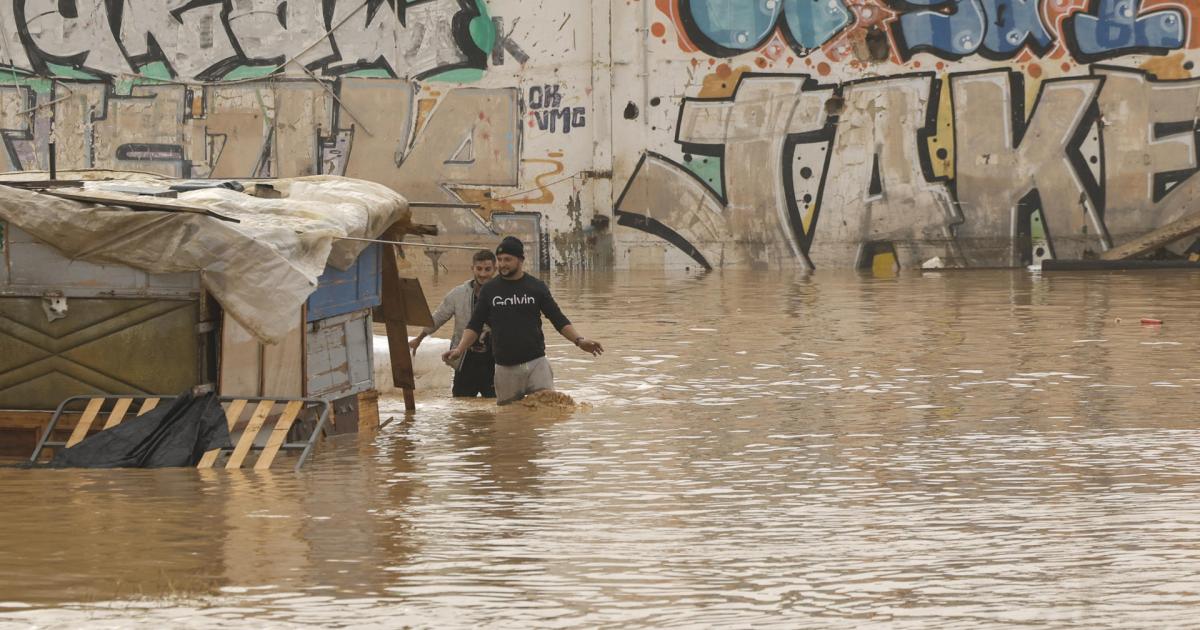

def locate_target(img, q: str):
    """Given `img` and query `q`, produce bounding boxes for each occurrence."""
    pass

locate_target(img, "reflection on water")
[3,270,1200,628]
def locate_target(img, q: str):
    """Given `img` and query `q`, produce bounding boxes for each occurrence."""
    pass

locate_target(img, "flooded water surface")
[3,270,1200,628]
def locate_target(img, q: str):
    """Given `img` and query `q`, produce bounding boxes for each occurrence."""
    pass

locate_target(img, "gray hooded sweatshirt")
[423,279,486,370]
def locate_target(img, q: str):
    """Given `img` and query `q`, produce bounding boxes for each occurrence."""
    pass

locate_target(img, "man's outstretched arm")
[442,328,480,364]
[559,324,603,357]
[443,289,491,363]
[541,286,602,357]
[411,292,456,353]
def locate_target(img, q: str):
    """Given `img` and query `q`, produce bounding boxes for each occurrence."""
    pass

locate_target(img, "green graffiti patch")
[470,0,496,59]
[1031,210,1047,242]
[428,0,494,83]
[221,65,279,81]
[427,68,485,83]
[136,62,173,81]
[341,68,393,79]
[0,70,51,94]
[685,155,725,197]
[47,63,99,81]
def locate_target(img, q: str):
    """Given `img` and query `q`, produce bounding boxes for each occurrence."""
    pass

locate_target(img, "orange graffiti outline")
[504,158,565,205]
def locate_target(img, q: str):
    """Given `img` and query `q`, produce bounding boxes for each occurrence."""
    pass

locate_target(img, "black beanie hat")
[496,236,525,259]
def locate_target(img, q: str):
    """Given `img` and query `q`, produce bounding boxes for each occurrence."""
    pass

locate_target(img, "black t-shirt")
[466,273,571,366]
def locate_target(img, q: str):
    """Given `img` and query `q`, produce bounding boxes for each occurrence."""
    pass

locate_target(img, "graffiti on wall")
[615,66,1200,270]
[0,79,519,232]
[659,0,1192,63]
[2,0,492,80]
[0,0,521,237]
[612,2,1200,269]
[526,84,586,134]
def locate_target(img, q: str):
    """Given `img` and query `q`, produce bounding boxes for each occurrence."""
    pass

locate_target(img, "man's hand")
[576,338,604,357]
[442,347,463,364]
[408,337,423,355]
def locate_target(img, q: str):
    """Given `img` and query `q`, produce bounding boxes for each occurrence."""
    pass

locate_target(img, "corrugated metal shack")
[0,174,426,459]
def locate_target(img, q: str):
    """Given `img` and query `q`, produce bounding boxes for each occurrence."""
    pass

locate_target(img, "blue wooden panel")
[306,244,382,322]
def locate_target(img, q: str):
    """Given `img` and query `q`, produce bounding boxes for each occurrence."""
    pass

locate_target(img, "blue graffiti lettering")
[983,0,1055,56]
[896,0,987,58]
[1068,0,1186,60]
[895,0,1058,59]
[679,0,853,56]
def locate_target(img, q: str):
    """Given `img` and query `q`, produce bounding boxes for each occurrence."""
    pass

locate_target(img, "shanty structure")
[0,173,431,465]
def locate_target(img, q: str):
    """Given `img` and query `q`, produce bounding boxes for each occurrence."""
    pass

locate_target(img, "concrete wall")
[1,1,1199,270]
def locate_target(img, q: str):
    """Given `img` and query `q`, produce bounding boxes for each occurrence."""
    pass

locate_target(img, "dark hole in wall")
[1014,189,1046,267]
[865,27,890,62]
[623,102,639,120]
[824,96,845,117]
[868,155,883,197]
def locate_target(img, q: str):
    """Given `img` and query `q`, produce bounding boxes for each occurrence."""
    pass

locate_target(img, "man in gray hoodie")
[409,249,497,398]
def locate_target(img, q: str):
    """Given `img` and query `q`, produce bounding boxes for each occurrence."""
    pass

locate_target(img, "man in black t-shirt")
[443,236,603,405]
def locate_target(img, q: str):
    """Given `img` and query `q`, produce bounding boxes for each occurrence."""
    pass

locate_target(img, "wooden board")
[0,411,55,458]
[198,399,247,469]
[357,389,380,432]
[261,315,305,398]
[254,400,303,470]
[220,314,263,397]
[380,235,425,412]
[220,312,304,399]
[1102,210,1200,260]
[101,398,133,429]
[380,240,434,328]
[66,399,105,447]
[225,401,274,469]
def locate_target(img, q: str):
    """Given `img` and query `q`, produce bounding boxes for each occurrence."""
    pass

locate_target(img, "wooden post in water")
[379,222,436,412]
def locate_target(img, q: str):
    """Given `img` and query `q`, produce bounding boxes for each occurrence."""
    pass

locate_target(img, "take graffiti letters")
[610,1,1200,269]
[615,66,1200,269]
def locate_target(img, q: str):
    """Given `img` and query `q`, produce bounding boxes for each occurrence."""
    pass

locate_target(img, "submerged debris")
[518,390,585,410]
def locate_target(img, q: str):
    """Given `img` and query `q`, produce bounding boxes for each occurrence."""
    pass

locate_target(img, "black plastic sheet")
[50,391,232,468]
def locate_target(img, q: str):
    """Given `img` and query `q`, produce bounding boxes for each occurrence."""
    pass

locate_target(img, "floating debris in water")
[518,390,585,410]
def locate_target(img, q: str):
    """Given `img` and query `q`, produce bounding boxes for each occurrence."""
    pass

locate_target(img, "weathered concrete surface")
[3,1,1200,269]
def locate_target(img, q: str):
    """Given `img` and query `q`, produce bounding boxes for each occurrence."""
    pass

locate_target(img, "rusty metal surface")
[0,297,200,410]
[305,309,374,399]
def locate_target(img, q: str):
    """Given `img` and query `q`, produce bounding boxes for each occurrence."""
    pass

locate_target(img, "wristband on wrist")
[574,336,585,346]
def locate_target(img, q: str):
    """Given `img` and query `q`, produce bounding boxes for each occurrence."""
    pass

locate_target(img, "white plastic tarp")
[0,175,408,344]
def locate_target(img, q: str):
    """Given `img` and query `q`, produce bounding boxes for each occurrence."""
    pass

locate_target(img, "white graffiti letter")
[118,0,238,80]
[953,71,1104,263]
[18,0,128,75]
[224,0,333,68]
[330,0,468,78]
[810,76,959,268]
[1096,68,1200,242]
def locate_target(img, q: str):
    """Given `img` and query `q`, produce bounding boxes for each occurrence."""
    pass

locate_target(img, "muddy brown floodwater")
[3,269,1200,628]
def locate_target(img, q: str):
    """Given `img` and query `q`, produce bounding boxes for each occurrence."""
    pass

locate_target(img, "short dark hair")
[473,249,497,264]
